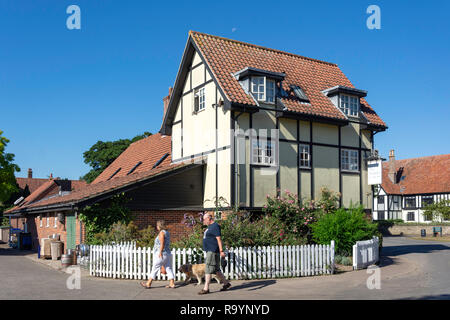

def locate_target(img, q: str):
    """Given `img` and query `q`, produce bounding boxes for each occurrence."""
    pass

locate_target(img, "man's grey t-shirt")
[203,222,221,253]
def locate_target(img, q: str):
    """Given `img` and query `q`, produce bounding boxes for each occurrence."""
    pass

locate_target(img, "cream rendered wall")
[279,142,298,195]
[192,51,202,66]
[361,130,372,150]
[361,150,371,209]
[236,114,250,207]
[183,72,190,94]
[203,152,217,207]
[341,122,360,147]
[312,123,338,145]
[300,171,311,201]
[279,118,297,140]
[253,167,277,207]
[299,121,310,141]
[252,109,276,132]
[169,48,231,208]
[217,148,231,204]
[182,79,217,157]
[172,123,182,160]
[342,174,360,207]
[313,146,339,198]
[191,63,205,89]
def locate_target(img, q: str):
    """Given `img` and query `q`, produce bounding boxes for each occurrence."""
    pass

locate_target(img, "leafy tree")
[0,130,20,208]
[423,199,450,222]
[81,132,151,183]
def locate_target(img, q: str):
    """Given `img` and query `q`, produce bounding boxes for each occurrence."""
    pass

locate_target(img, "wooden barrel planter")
[61,254,72,267]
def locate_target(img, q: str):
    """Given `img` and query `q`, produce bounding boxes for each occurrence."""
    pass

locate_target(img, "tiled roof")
[16,177,86,193]
[92,133,172,184]
[190,31,386,128]
[6,134,204,214]
[381,154,450,195]
[16,177,50,194]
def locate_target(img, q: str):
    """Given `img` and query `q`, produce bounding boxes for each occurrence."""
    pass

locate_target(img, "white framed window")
[341,149,359,171]
[266,79,275,103]
[299,144,310,168]
[46,213,49,228]
[405,196,416,208]
[251,76,265,101]
[252,139,274,165]
[54,213,57,228]
[39,216,42,228]
[193,87,205,112]
[340,95,359,117]
[251,77,276,103]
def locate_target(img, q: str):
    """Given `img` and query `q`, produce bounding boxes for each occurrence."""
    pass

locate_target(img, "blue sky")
[1,0,449,180]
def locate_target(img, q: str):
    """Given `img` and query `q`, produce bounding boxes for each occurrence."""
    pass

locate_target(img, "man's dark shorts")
[205,251,221,274]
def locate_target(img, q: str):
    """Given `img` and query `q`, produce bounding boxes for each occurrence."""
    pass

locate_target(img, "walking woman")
[140,220,175,289]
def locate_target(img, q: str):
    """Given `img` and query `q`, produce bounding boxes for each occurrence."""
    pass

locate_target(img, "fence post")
[330,240,335,274]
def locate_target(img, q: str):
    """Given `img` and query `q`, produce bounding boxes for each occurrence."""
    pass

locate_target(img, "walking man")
[198,212,231,294]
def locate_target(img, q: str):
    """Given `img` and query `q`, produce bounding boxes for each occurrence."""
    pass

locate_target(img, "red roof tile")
[6,134,204,214]
[381,154,450,195]
[92,133,172,184]
[190,31,386,128]
[16,178,49,194]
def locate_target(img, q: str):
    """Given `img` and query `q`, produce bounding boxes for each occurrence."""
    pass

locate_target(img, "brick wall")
[10,213,85,253]
[383,225,450,236]
[132,210,201,241]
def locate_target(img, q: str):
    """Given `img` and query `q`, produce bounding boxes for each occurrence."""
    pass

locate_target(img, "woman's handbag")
[161,265,167,275]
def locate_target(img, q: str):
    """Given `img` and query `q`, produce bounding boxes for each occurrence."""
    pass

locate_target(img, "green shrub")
[310,205,380,256]
[1,217,10,227]
[172,211,308,249]
[90,221,158,247]
[79,193,132,244]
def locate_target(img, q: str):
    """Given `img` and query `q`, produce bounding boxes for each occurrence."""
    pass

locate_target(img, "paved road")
[0,237,449,300]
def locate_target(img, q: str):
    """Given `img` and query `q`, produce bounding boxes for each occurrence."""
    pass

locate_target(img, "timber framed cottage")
[373,151,450,222]
[6,31,387,251]
[161,31,387,210]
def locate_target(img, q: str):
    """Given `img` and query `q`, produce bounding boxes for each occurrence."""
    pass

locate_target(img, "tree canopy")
[81,132,152,183]
[423,199,450,222]
[0,130,20,206]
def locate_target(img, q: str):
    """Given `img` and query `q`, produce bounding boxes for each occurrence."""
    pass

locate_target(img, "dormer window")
[340,94,359,117]
[251,77,275,103]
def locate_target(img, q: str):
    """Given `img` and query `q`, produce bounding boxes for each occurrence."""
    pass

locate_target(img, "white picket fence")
[89,241,335,280]
[352,236,379,270]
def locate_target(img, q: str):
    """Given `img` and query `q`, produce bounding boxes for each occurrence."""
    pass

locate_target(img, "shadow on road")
[398,294,450,300]
[382,244,450,257]
[0,245,35,257]
[228,280,277,291]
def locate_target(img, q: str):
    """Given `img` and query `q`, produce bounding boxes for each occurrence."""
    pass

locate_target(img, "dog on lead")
[178,263,221,286]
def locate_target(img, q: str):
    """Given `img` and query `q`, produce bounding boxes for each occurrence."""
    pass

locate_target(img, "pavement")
[0,236,449,300]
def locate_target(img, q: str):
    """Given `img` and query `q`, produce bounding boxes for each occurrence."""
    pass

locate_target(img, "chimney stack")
[28,168,33,179]
[49,173,53,180]
[162,87,173,123]
[388,149,396,183]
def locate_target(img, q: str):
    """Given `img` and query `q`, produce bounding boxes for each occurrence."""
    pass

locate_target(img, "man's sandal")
[220,283,231,291]
[198,289,210,295]
[140,281,151,289]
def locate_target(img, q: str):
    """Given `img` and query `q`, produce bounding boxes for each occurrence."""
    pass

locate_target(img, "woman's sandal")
[140,281,151,289]
[198,289,210,295]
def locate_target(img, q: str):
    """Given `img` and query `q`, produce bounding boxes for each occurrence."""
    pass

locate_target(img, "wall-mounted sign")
[368,160,382,185]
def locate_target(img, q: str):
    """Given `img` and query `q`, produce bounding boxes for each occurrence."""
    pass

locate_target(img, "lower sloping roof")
[6,159,205,214]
